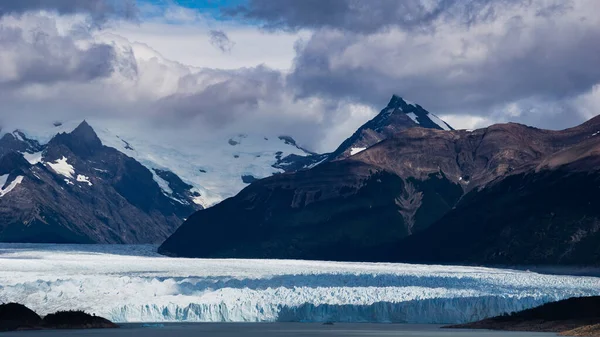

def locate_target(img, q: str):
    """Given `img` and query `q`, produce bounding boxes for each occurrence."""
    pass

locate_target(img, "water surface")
[2,323,557,337]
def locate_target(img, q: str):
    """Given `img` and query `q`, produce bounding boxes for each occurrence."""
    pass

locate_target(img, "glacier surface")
[0,243,599,324]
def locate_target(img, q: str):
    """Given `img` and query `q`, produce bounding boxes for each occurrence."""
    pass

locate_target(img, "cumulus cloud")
[208,30,235,53]
[0,19,116,87]
[274,0,600,130]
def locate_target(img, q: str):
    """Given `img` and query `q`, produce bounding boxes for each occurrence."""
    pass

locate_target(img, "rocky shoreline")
[446,296,600,336]
[0,303,118,332]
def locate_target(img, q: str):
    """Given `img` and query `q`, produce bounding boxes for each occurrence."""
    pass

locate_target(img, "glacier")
[0,244,599,324]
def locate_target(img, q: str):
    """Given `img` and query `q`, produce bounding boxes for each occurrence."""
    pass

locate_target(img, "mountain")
[0,117,330,243]
[157,96,460,259]
[0,121,201,244]
[328,95,453,160]
[158,105,600,265]
[393,135,600,265]
[271,95,454,170]
[17,120,320,207]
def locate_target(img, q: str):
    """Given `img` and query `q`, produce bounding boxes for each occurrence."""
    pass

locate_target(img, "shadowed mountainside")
[160,96,600,264]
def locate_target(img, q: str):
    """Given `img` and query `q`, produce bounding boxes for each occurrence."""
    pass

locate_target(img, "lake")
[1,323,557,337]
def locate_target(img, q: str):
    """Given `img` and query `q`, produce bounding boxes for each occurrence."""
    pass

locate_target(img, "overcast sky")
[0,0,599,152]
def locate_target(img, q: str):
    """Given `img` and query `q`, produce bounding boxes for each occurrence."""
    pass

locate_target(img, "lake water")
[1,323,556,337]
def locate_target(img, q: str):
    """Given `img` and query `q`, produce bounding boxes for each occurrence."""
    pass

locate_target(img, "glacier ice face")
[0,243,599,324]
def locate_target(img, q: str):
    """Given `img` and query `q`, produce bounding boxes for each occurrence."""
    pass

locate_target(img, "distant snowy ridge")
[0,244,598,324]
[9,120,315,207]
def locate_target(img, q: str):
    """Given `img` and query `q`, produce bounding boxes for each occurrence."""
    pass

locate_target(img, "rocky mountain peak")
[386,94,413,110]
[329,95,453,160]
[49,121,103,158]
[381,94,453,131]
[0,131,43,158]
[70,121,102,147]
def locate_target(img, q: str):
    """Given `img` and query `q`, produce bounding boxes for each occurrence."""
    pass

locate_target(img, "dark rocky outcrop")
[241,174,259,184]
[0,131,42,159]
[0,303,41,332]
[0,303,117,331]
[153,168,199,202]
[42,311,118,330]
[447,296,600,335]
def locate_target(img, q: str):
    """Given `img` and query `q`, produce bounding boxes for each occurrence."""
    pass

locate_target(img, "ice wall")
[0,244,599,323]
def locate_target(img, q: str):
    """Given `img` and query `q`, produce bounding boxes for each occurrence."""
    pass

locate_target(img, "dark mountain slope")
[393,144,600,266]
[0,122,201,244]
[0,131,42,158]
[159,160,462,260]
[159,112,600,262]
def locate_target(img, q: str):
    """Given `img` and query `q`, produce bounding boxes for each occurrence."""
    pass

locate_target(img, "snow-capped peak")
[385,94,453,131]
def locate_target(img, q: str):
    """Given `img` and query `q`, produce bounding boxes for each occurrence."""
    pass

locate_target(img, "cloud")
[281,0,600,130]
[2,0,600,154]
[0,14,117,89]
[209,29,235,53]
[0,0,137,24]
[0,18,350,152]
[224,0,558,33]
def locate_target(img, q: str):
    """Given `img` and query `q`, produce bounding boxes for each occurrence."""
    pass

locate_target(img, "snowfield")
[0,244,599,324]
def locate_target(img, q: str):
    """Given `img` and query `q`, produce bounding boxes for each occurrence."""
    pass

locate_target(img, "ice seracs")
[0,244,599,324]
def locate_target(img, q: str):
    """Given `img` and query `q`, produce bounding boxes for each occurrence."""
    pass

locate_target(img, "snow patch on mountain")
[0,244,599,324]
[350,147,367,156]
[0,176,23,197]
[47,156,75,179]
[429,113,452,131]
[22,151,43,165]
[406,112,419,124]
[76,175,92,186]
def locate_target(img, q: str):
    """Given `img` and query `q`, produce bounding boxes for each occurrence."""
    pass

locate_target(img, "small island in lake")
[0,303,118,332]
[446,296,600,336]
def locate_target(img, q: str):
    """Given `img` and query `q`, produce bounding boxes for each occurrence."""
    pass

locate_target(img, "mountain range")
[2,94,599,265]
[159,96,600,266]
[0,120,317,243]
